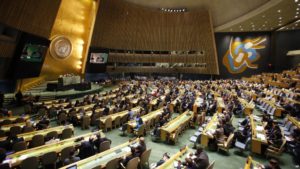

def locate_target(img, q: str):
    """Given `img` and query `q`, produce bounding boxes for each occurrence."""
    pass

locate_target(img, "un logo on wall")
[49,36,73,60]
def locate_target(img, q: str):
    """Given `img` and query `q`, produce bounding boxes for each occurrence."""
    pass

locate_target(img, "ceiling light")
[296,15,299,18]
[297,8,300,11]
[296,0,299,3]
[279,17,282,20]
[262,15,266,18]
[277,9,281,13]
[297,12,299,15]
[263,24,265,27]
[252,25,255,27]
[278,23,282,26]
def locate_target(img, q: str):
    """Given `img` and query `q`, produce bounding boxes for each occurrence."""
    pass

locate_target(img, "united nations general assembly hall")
[0,0,300,169]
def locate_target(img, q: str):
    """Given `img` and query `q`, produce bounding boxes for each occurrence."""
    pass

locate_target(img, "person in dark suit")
[78,141,96,159]
[120,147,138,168]
[135,137,146,157]
[5,135,24,151]
[151,153,170,168]
[194,147,209,169]
[214,124,226,144]
[102,107,110,116]
[93,134,111,152]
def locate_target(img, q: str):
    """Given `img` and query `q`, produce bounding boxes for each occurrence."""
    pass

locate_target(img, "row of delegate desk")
[4,130,103,168]
[0,115,30,123]
[250,115,268,154]
[0,125,74,142]
[160,111,194,142]
[61,138,140,169]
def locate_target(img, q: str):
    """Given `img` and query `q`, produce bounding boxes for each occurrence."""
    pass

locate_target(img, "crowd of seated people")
[0,67,299,169]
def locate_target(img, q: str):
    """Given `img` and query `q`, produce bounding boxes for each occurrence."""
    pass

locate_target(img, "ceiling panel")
[124,0,270,27]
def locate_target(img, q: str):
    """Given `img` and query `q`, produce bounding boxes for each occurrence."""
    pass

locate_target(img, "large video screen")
[85,48,108,73]
[11,32,50,79]
[90,53,108,64]
[20,44,47,62]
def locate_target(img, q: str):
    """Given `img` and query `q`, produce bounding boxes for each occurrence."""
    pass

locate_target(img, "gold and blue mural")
[223,37,267,74]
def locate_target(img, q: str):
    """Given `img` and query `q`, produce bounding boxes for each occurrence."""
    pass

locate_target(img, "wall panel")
[92,0,219,74]
[0,0,61,38]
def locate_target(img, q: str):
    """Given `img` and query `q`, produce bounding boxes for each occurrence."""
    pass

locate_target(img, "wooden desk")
[156,146,189,169]
[238,98,255,115]
[127,108,164,133]
[60,138,140,169]
[149,95,166,110]
[0,125,74,142]
[216,97,225,113]
[160,111,194,142]
[250,115,268,154]
[130,95,146,106]
[170,96,180,113]
[0,121,37,132]
[100,106,142,124]
[287,115,300,129]
[244,156,263,169]
[0,115,30,123]
[193,97,203,114]
[6,131,104,168]
[200,113,220,147]
[243,90,257,100]
[64,104,95,113]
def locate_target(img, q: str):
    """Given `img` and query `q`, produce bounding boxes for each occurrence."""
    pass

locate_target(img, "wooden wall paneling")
[0,0,61,38]
[92,0,219,74]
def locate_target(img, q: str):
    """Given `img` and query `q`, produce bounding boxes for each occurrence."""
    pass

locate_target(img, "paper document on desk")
[256,126,264,131]
[256,133,266,141]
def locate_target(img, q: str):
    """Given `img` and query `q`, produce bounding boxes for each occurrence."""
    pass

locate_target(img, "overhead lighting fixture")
[277,9,281,13]
[296,0,299,3]
[262,15,266,18]
[279,17,282,20]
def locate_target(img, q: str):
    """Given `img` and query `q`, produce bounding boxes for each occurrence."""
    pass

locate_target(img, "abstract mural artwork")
[223,37,267,74]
